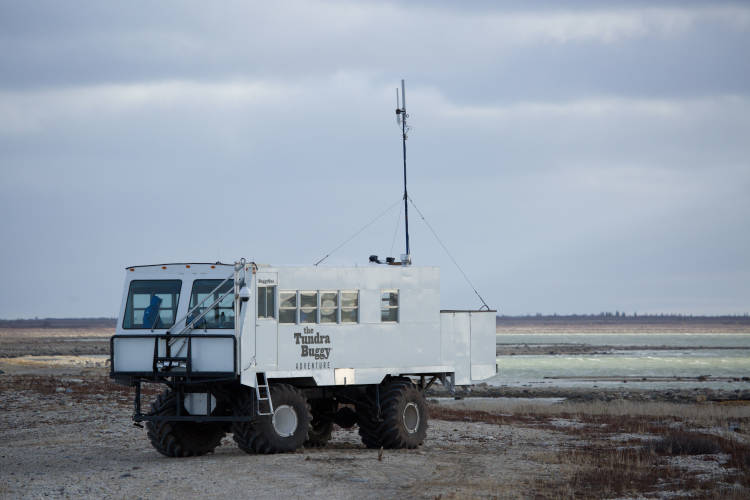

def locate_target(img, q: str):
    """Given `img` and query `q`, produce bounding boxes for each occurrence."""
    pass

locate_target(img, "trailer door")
[255,272,278,368]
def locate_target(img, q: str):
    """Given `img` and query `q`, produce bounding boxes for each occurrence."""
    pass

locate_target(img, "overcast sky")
[1,1,749,318]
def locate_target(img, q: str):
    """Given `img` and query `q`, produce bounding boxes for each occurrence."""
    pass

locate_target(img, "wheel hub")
[272,405,298,437]
[402,402,420,434]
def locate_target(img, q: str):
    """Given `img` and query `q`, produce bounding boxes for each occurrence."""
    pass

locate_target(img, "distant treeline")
[2,315,749,329]
[496,313,750,326]
[0,318,117,328]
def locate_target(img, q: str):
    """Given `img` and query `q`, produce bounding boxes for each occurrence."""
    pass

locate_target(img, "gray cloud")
[0,1,748,317]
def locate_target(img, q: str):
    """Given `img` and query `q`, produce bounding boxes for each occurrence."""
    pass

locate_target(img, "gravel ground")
[2,331,748,499]
[0,366,569,499]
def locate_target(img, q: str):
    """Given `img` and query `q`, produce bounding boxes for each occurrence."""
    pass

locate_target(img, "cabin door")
[254,272,278,368]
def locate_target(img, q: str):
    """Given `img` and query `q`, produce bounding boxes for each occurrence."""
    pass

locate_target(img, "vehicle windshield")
[123,280,182,329]
[187,279,234,329]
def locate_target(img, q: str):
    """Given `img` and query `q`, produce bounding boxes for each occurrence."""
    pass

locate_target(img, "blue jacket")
[143,295,163,328]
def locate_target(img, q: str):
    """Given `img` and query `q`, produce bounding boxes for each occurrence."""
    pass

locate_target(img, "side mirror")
[239,286,251,302]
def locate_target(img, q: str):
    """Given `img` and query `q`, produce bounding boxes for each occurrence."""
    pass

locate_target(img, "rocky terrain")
[1,327,749,498]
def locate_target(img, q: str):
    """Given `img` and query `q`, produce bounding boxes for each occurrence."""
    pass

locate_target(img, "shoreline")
[496,323,750,333]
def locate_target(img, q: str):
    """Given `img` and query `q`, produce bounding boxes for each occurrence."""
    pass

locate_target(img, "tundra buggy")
[110,259,496,456]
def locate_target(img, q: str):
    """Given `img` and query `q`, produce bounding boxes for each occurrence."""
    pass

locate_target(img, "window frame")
[299,290,319,324]
[319,290,338,324]
[122,279,183,330]
[187,279,235,330]
[276,289,360,325]
[380,289,399,323]
[278,290,298,324]
[340,290,359,324]
[257,285,277,320]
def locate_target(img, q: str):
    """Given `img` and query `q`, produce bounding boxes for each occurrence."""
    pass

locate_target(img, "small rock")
[120,473,132,478]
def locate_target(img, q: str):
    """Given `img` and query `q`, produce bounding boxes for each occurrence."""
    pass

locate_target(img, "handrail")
[167,286,234,359]
[166,272,234,335]
[165,259,251,358]
[171,285,234,338]
[168,259,250,356]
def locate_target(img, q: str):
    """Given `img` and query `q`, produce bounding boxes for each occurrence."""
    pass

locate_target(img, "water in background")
[490,333,750,390]
[496,333,750,348]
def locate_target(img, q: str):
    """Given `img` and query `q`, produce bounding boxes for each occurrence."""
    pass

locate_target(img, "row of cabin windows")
[258,287,399,324]
[122,279,399,329]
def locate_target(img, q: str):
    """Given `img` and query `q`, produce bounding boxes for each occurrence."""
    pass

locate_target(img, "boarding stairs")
[255,372,274,416]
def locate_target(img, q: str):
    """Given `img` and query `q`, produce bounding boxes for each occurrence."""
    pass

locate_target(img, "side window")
[341,291,359,323]
[299,291,318,324]
[279,291,297,324]
[381,290,399,322]
[320,291,338,323]
[188,279,234,329]
[123,280,182,329]
[257,286,276,319]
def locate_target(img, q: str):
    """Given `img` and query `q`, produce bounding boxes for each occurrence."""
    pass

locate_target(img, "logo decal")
[294,326,331,369]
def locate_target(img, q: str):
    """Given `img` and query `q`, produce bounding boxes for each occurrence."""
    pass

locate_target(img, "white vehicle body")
[111,262,496,388]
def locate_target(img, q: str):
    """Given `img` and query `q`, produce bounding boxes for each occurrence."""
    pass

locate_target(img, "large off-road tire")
[356,386,385,449]
[357,378,428,449]
[146,390,226,458]
[305,399,336,448]
[232,384,312,454]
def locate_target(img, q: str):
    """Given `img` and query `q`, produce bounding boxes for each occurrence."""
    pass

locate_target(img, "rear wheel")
[232,384,312,454]
[356,385,384,449]
[357,378,428,449]
[145,390,225,458]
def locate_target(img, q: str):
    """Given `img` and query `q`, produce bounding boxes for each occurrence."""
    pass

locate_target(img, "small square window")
[299,291,318,323]
[279,291,297,324]
[381,290,399,322]
[341,291,359,323]
[257,286,276,319]
[320,291,338,323]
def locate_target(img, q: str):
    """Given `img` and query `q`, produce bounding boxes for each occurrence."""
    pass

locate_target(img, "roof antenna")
[396,79,411,265]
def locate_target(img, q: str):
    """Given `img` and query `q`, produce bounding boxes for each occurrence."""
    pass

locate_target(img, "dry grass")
[430,401,750,498]
[440,400,750,432]
[544,430,750,499]
[0,374,160,405]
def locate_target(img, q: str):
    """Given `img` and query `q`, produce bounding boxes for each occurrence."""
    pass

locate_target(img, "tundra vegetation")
[1,322,748,498]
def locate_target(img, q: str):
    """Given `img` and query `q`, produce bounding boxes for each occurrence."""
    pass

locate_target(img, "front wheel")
[146,390,226,457]
[232,384,312,454]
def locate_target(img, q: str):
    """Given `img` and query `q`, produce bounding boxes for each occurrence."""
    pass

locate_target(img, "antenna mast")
[396,79,411,264]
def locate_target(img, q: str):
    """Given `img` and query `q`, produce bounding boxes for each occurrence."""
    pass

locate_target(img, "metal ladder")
[255,372,274,416]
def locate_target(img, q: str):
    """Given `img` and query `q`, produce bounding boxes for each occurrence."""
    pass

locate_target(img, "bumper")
[110,333,237,382]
